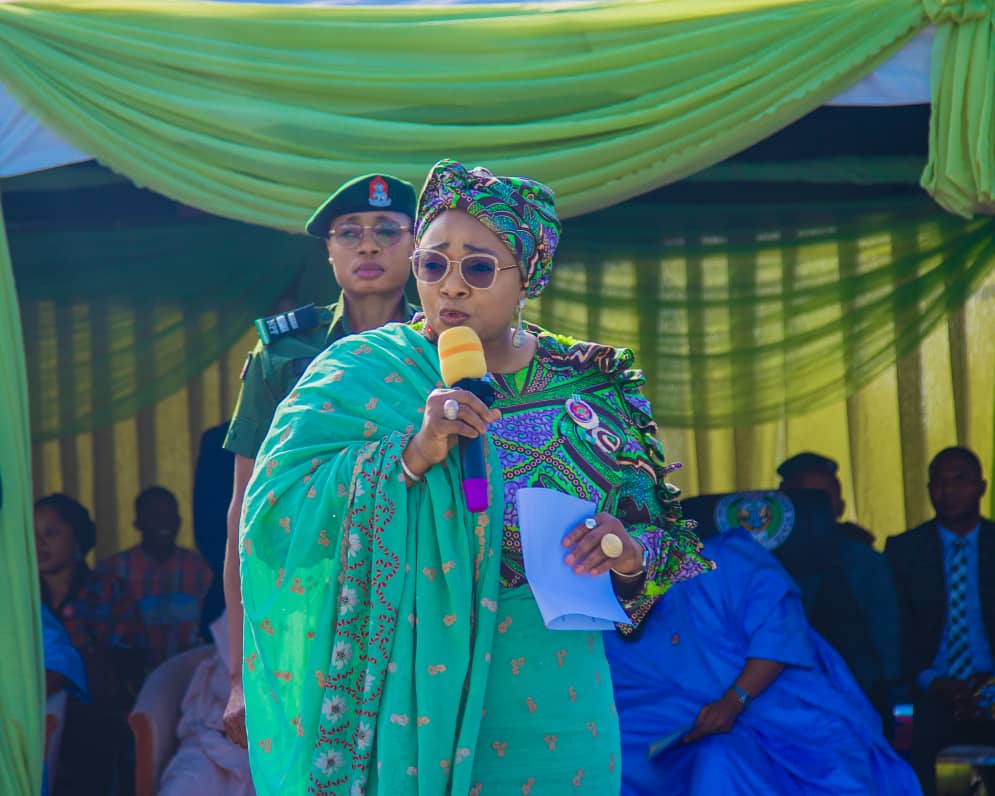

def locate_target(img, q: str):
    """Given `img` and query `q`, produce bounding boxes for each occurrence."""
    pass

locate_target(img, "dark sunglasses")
[410,248,520,290]
[328,221,410,249]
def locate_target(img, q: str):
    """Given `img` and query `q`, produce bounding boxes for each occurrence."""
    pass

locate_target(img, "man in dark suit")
[886,446,995,796]
[777,452,900,735]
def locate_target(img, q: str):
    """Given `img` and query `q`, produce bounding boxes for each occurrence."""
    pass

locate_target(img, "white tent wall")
[0,83,89,177]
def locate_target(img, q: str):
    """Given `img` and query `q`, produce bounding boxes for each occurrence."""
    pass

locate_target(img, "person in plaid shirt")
[35,493,147,796]
[97,486,214,668]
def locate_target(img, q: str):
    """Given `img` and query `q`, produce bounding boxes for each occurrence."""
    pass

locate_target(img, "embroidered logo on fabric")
[714,491,795,551]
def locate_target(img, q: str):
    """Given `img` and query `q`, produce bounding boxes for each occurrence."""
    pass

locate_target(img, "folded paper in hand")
[647,725,693,759]
[516,487,631,631]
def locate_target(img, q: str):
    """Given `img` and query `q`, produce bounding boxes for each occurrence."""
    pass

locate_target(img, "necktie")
[947,538,972,680]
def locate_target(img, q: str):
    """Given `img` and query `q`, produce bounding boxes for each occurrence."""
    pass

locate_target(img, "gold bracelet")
[611,540,649,578]
[610,567,645,579]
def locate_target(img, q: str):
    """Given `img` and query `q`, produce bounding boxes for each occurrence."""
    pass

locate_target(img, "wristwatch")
[730,684,752,710]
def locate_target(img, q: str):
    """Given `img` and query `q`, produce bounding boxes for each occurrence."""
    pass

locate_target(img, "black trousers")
[54,697,135,796]
[912,690,995,796]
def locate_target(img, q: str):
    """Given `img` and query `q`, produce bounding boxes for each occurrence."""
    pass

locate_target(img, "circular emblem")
[714,491,795,551]
[565,396,599,430]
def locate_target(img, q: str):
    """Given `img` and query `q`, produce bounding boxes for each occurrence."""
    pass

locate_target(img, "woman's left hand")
[562,512,643,576]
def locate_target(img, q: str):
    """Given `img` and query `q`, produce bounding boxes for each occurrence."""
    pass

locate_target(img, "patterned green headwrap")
[415,159,561,298]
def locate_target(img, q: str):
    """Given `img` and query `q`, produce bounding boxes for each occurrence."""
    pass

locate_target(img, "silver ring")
[584,517,598,530]
[443,398,460,421]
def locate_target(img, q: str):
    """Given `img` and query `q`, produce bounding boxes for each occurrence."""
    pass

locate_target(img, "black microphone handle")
[451,376,494,512]
[459,434,488,482]
[452,376,495,407]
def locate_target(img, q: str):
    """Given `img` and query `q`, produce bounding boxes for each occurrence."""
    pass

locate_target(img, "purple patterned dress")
[465,326,712,793]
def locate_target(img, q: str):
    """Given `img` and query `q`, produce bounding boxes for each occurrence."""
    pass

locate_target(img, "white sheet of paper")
[516,487,631,631]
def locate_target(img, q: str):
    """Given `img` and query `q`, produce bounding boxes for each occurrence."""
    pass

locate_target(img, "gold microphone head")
[438,326,486,386]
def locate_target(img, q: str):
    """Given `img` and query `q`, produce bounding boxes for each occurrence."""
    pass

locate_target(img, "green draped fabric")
[921,0,995,216]
[0,190,43,796]
[240,324,504,794]
[2,0,994,439]
[2,0,993,216]
[9,183,995,439]
[539,194,995,428]
[0,0,931,226]
[12,217,315,440]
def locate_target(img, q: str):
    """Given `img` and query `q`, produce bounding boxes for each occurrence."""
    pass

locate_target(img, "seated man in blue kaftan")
[605,526,920,796]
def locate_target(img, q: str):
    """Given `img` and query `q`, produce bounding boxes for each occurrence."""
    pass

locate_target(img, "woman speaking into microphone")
[238,159,712,795]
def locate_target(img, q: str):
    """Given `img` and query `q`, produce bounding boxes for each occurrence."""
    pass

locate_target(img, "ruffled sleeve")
[608,364,714,634]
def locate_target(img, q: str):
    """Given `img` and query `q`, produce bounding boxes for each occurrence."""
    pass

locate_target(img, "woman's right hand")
[223,680,248,748]
[404,388,501,476]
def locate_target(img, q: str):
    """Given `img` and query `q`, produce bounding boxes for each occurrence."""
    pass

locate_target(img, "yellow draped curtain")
[29,268,995,558]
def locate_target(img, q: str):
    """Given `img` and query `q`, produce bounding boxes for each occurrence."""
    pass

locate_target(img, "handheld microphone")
[438,326,495,513]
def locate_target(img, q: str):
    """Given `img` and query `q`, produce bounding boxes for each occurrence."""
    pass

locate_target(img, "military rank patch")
[255,304,320,345]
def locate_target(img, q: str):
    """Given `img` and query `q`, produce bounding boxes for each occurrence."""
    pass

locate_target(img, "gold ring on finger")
[600,532,623,559]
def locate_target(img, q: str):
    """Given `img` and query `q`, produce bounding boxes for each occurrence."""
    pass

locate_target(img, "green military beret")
[305,173,417,238]
[776,451,839,480]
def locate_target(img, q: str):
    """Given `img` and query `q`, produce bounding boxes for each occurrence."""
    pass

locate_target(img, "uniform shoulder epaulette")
[254,304,322,346]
